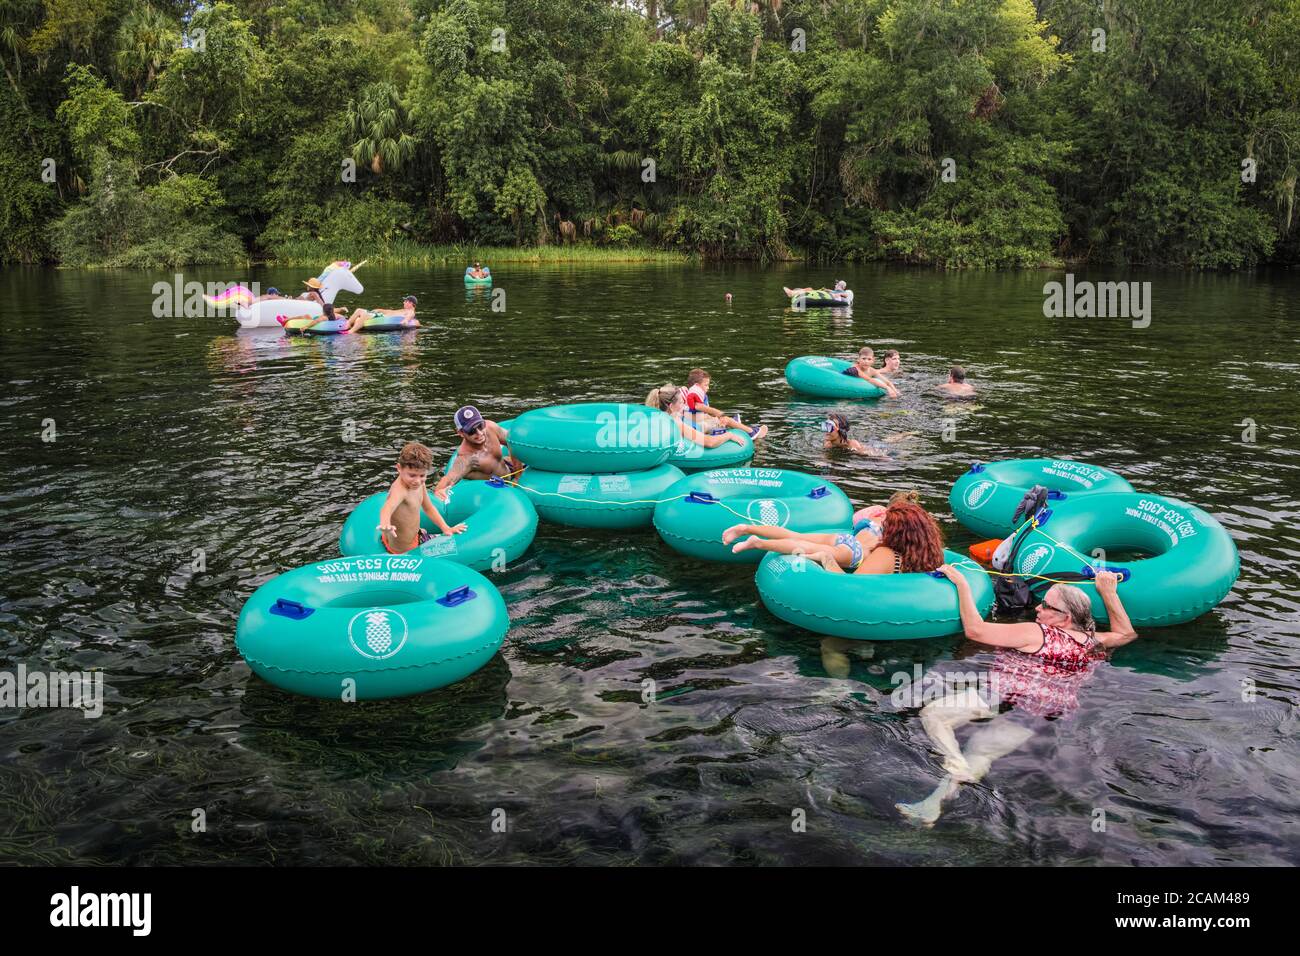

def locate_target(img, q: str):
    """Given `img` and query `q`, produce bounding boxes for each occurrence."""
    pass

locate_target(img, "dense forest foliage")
[2,0,1297,268]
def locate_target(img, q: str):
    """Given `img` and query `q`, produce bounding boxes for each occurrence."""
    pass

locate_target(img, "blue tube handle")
[968,463,986,473]
[270,598,315,620]
[685,491,718,504]
[436,585,478,607]
[808,485,829,499]
[1081,564,1132,583]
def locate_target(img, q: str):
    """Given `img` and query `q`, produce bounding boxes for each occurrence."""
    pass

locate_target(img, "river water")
[1,263,1296,864]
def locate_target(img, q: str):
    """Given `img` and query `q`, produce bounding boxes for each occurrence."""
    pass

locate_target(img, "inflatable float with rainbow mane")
[206,261,365,329]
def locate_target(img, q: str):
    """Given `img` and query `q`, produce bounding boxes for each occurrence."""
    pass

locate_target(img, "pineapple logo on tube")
[747,498,790,527]
[963,479,997,510]
[1018,544,1056,577]
[348,608,409,660]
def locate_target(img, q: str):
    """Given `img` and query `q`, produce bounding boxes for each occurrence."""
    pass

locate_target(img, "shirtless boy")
[378,442,466,554]
[842,347,899,397]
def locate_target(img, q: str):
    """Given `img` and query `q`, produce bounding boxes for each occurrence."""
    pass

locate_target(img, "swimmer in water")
[937,365,976,397]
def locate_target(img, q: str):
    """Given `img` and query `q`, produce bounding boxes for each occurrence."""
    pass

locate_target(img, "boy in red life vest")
[683,368,768,440]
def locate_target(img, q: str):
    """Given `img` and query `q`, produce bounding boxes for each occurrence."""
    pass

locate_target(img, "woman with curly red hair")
[723,500,944,575]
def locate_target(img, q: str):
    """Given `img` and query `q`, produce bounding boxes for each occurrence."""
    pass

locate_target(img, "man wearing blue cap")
[433,405,521,501]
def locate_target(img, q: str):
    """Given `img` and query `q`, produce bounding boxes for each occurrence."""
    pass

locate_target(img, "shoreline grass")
[265,239,695,267]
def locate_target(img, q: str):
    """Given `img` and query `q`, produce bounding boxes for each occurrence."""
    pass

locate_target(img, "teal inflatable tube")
[950,459,1135,539]
[666,428,754,471]
[756,548,994,641]
[1005,492,1239,627]
[464,270,492,286]
[339,479,537,571]
[508,403,676,473]
[235,555,509,700]
[785,356,885,400]
[654,468,854,564]
[516,463,684,529]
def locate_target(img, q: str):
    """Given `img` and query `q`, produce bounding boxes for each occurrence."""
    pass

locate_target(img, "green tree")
[347,81,418,175]
[112,5,180,98]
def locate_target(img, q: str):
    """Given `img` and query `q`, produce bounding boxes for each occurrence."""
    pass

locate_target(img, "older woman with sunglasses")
[896,569,1138,826]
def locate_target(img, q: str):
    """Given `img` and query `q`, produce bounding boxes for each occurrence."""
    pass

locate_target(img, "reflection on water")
[0,263,1297,865]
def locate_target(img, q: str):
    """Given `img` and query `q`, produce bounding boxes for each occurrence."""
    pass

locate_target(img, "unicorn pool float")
[205,260,366,329]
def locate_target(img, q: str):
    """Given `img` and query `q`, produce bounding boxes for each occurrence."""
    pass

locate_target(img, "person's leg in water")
[820,636,874,679]
[346,308,373,333]
[895,688,997,826]
[961,716,1036,784]
[896,714,1036,827]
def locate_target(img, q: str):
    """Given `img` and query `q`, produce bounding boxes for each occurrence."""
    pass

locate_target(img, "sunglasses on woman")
[1040,600,1067,614]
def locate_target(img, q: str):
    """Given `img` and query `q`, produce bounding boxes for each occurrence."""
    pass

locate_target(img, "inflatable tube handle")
[1033,507,1053,527]
[808,485,829,499]
[436,585,478,608]
[487,477,505,488]
[928,570,947,579]
[1047,490,1067,501]
[685,491,718,505]
[1080,564,1132,584]
[968,463,986,474]
[270,598,315,620]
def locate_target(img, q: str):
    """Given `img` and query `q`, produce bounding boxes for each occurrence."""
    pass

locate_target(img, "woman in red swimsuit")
[896,567,1137,826]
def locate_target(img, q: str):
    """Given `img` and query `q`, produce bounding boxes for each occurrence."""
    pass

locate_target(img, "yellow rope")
[985,506,1098,570]
[948,559,1106,587]
[1018,514,1097,567]
[497,468,1108,579]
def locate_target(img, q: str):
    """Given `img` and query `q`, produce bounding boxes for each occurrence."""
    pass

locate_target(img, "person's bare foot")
[721,524,749,545]
[896,777,960,827]
[895,797,942,827]
[731,535,761,554]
